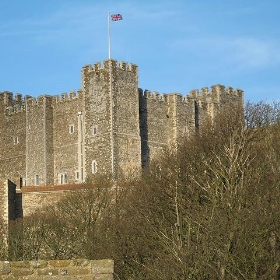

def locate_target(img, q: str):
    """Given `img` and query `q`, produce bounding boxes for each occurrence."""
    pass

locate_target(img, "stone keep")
[0,59,243,186]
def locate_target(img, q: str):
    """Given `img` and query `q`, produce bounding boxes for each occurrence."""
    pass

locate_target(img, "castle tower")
[0,61,244,187]
[139,91,196,168]
[51,91,84,185]
[0,92,26,186]
[82,59,141,181]
[25,96,54,186]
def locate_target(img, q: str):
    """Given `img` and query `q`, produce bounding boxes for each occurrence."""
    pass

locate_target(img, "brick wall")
[0,259,114,279]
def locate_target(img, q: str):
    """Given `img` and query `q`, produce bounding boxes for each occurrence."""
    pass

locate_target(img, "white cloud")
[171,35,280,71]
[230,38,280,69]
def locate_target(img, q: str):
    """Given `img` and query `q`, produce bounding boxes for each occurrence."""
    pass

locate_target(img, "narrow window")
[58,173,68,184]
[59,174,63,184]
[63,173,68,184]
[69,124,74,134]
[75,171,79,180]
[35,174,40,186]
[92,160,97,174]
[92,125,98,136]
[13,136,19,144]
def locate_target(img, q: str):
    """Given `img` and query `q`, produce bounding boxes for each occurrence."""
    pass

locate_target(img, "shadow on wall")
[8,180,23,220]
[139,89,150,168]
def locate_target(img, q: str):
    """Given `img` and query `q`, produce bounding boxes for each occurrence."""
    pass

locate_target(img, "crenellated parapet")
[82,59,138,76]
[0,91,25,114]
[210,84,243,97]
[190,84,243,103]
[25,95,53,107]
[140,89,194,105]
[0,90,83,115]
[52,89,82,105]
[140,84,243,107]
[0,91,14,106]
[141,90,166,101]
[82,64,94,75]
[0,59,245,186]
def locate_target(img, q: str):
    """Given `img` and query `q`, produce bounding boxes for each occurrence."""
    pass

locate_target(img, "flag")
[111,14,123,21]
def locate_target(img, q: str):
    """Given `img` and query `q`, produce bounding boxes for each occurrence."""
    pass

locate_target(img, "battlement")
[0,91,25,114]
[0,91,23,106]
[141,90,193,104]
[190,84,243,99]
[141,90,166,101]
[140,84,243,107]
[0,90,83,115]
[0,60,244,189]
[25,95,53,107]
[52,89,82,104]
[82,59,138,75]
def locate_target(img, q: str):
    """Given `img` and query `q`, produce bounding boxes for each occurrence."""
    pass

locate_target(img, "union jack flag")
[111,14,123,21]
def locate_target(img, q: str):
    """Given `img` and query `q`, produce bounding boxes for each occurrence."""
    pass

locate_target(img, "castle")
[0,59,243,187]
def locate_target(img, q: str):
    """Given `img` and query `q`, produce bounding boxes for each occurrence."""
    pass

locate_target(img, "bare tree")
[5,102,280,279]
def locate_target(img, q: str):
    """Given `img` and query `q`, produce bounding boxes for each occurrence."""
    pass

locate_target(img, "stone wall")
[25,96,53,186]
[82,61,115,179]
[52,92,83,185]
[0,92,26,187]
[0,180,18,224]
[0,180,20,256]
[138,84,243,166]
[0,179,7,225]
[20,184,87,217]
[0,59,244,186]
[0,259,114,279]
[0,179,8,253]
[112,61,141,178]
[82,60,142,179]
[1,179,89,219]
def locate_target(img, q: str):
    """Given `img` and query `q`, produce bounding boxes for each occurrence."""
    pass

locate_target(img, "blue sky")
[0,0,279,102]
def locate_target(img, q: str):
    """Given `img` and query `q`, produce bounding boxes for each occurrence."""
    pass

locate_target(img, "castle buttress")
[0,59,243,186]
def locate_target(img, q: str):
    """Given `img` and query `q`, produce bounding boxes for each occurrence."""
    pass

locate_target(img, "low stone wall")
[21,184,97,217]
[0,259,114,279]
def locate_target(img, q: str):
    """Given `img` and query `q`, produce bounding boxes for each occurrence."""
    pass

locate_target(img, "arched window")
[92,160,97,174]
[58,173,68,184]
[35,174,40,186]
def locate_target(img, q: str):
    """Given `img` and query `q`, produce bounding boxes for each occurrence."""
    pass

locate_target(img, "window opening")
[13,136,19,144]
[92,160,97,174]
[58,173,68,184]
[92,125,98,135]
[35,175,40,186]
[69,124,74,134]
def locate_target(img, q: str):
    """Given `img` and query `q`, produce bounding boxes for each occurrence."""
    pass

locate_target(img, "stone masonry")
[0,59,243,186]
[0,259,114,279]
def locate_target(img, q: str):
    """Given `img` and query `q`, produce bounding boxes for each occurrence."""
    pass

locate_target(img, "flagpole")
[108,11,123,180]
[108,11,111,59]
[108,11,114,179]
